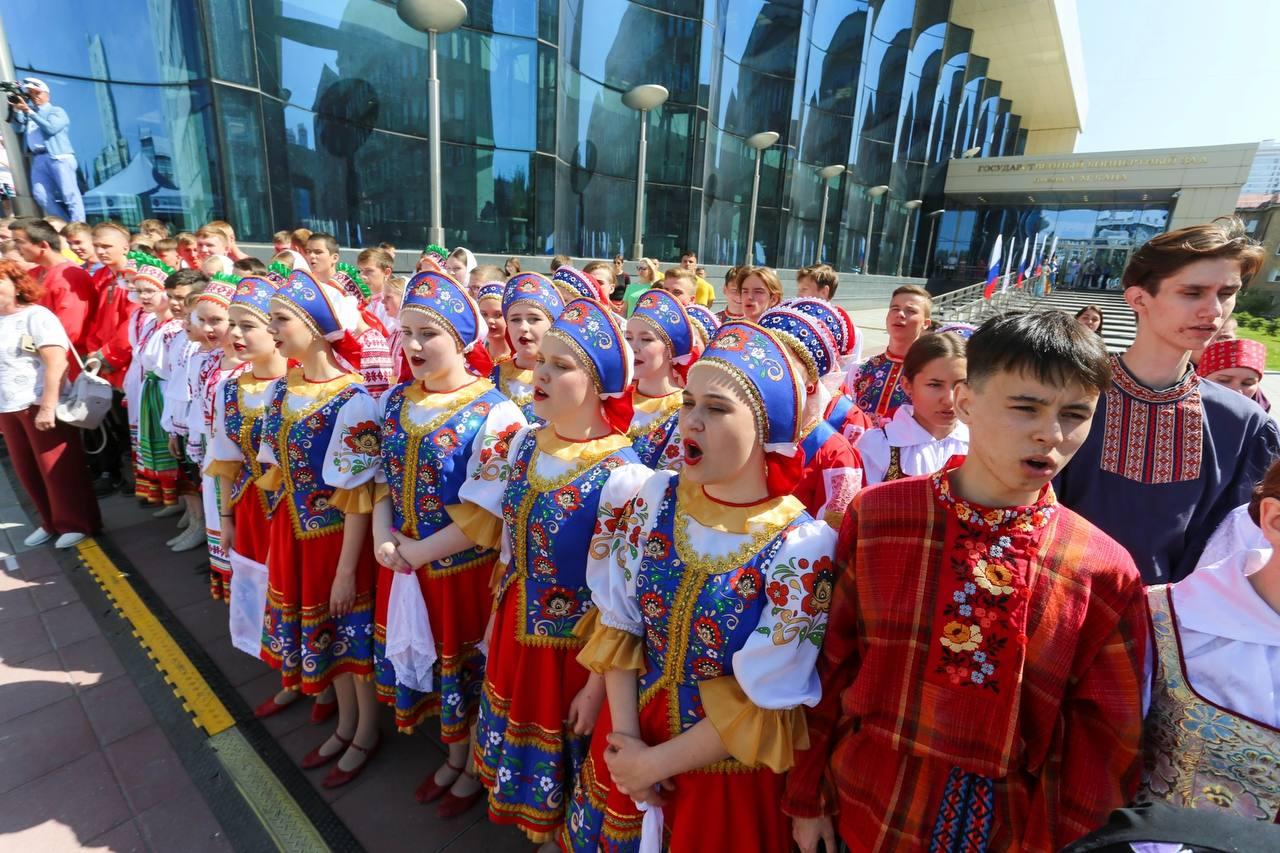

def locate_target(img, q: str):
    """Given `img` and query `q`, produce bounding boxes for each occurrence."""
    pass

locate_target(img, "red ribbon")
[764,449,806,498]
[602,395,635,436]
[465,344,494,378]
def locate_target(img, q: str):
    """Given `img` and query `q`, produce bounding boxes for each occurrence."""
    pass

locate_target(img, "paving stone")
[0,751,131,846]
[0,612,53,664]
[84,818,147,853]
[0,650,75,726]
[80,676,156,747]
[28,572,81,612]
[134,783,232,853]
[0,583,39,626]
[104,725,187,814]
[0,696,104,796]
[41,600,103,649]
[13,548,62,579]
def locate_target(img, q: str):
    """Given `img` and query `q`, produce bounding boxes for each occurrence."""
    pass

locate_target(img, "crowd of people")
[0,210,1278,852]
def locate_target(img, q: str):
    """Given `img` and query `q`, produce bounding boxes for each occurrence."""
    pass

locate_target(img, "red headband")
[1198,338,1265,379]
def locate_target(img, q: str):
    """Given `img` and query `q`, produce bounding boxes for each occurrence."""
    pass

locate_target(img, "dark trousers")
[0,406,102,535]
[85,391,129,482]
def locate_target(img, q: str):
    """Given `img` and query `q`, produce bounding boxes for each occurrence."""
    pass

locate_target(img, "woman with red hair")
[0,260,101,548]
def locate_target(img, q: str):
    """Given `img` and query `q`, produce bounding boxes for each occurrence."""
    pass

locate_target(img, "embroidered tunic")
[784,468,1149,851]
[1056,355,1280,584]
[492,359,538,425]
[848,351,909,425]
[466,427,649,842]
[254,369,382,693]
[371,378,525,735]
[794,419,863,528]
[564,473,836,853]
[1137,554,1280,821]
[134,316,185,505]
[356,325,393,398]
[628,389,683,469]
[856,404,969,486]
[159,334,199,437]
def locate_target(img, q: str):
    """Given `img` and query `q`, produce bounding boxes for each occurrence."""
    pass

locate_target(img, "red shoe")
[310,698,338,725]
[321,738,380,789]
[301,733,351,770]
[415,761,465,804]
[436,784,484,819]
[253,694,299,719]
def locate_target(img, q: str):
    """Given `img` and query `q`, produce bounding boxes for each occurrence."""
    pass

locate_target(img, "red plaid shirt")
[783,470,1148,850]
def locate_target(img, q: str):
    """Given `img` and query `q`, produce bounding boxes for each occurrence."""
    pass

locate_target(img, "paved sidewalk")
[0,467,231,851]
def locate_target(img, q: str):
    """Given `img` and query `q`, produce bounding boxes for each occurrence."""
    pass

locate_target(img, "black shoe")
[93,476,122,498]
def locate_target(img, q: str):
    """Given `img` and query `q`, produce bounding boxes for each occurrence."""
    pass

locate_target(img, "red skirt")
[639,687,790,853]
[232,487,272,565]
[260,508,376,694]
[372,552,494,737]
[473,582,591,842]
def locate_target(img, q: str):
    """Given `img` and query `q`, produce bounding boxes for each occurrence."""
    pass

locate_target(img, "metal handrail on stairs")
[932,280,1040,325]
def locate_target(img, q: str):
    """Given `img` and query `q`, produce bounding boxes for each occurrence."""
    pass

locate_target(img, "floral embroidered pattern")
[925,471,1055,692]
[852,352,908,421]
[334,420,380,475]
[1100,355,1203,484]
[756,554,833,648]
[1137,589,1280,820]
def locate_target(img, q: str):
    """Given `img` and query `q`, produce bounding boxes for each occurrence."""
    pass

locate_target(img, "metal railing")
[932,280,1041,326]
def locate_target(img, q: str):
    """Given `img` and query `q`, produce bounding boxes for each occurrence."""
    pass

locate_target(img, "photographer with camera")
[6,77,83,221]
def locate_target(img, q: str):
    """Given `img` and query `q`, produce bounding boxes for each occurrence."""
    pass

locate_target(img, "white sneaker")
[22,527,52,547]
[170,525,206,552]
[153,503,183,519]
[54,532,87,549]
[177,508,191,529]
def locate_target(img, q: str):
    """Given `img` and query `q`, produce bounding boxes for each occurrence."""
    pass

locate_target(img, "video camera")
[0,81,31,107]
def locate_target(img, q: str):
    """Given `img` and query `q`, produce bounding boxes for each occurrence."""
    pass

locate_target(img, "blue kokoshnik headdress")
[552,265,606,303]
[630,287,700,383]
[684,304,721,348]
[230,276,279,322]
[544,298,635,434]
[270,270,360,343]
[759,302,841,383]
[400,271,493,376]
[502,272,565,322]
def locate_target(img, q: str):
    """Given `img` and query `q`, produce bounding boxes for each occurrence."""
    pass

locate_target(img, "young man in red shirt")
[11,217,94,357]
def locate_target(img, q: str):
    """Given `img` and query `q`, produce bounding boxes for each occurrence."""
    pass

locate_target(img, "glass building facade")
[7,0,1032,272]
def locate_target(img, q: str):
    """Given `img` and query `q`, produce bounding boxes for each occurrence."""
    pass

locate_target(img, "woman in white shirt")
[0,261,100,548]
[1138,460,1280,820]
[856,332,968,485]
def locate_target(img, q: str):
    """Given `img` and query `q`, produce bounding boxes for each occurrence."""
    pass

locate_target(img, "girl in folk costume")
[369,272,526,815]
[157,275,204,544]
[563,321,837,853]
[856,332,969,485]
[476,282,512,365]
[183,276,248,575]
[206,277,290,694]
[684,303,722,344]
[552,265,611,306]
[129,255,185,507]
[626,288,700,470]
[493,273,564,424]
[787,298,873,445]
[332,264,394,398]
[257,270,383,787]
[1136,459,1280,820]
[760,303,864,529]
[469,298,650,848]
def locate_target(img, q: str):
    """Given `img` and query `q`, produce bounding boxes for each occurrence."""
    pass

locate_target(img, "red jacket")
[83,265,139,389]
[35,261,96,378]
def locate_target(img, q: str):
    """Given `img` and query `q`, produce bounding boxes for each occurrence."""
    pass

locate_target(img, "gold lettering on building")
[1032,173,1129,185]
[976,154,1209,174]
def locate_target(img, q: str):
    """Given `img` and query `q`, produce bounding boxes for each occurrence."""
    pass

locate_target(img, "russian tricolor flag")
[982,235,1004,299]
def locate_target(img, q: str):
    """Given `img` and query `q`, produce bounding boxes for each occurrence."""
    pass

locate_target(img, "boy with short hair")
[786,311,1148,852]
[194,225,230,266]
[358,246,397,327]
[717,265,744,322]
[844,284,932,425]
[796,263,839,300]
[661,266,697,306]
[272,229,292,253]
[152,237,180,272]
[61,221,97,271]
[1055,218,1280,584]
[305,232,340,285]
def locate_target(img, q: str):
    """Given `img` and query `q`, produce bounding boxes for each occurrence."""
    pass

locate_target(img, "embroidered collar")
[676,476,805,535]
[632,389,683,417]
[883,404,969,447]
[534,427,631,462]
[405,377,493,410]
[1174,548,1280,647]
[931,469,1056,534]
[501,360,534,384]
[1111,353,1199,403]
[283,367,359,400]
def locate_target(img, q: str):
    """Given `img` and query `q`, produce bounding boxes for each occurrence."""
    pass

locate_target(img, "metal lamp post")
[897,199,922,276]
[622,84,670,261]
[815,164,845,263]
[397,0,468,248]
[864,184,889,274]
[744,131,780,265]
[923,208,946,277]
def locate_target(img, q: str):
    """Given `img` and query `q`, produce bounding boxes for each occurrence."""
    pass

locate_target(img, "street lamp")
[744,131,780,265]
[864,185,889,274]
[398,0,468,249]
[897,199,922,276]
[815,164,845,263]
[923,209,946,277]
[622,83,669,261]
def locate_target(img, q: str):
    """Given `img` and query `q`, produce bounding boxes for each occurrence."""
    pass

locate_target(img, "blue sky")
[1074,0,1280,152]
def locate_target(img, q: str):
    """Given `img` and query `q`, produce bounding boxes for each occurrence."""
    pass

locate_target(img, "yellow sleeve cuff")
[445,502,503,551]
[204,459,242,481]
[330,482,375,515]
[256,466,283,491]
[699,676,809,773]
[574,609,645,674]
